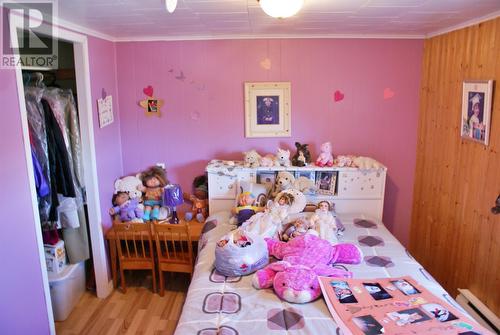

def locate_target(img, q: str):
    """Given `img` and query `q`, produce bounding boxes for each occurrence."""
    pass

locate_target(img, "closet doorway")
[10,13,110,333]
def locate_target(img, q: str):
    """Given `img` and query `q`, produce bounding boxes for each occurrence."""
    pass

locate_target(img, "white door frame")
[10,12,112,333]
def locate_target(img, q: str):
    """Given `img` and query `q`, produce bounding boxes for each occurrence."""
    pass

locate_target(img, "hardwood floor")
[55,271,190,335]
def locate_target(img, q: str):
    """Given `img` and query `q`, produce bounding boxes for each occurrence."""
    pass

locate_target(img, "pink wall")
[116,39,423,245]
[88,36,123,230]
[0,68,51,334]
[0,25,121,333]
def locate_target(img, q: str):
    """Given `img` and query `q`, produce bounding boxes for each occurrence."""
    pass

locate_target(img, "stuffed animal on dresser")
[334,155,356,167]
[276,148,291,167]
[260,154,279,167]
[139,166,168,221]
[315,142,334,167]
[243,150,262,168]
[353,156,384,170]
[272,171,316,197]
[292,142,311,167]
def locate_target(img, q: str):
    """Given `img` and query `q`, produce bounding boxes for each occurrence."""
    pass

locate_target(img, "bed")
[174,211,466,334]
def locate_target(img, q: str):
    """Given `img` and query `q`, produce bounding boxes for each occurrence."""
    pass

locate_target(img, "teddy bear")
[183,175,209,222]
[114,175,143,199]
[291,142,311,167]
[276,148,291,167]
[138,166,168,221]
[272,171,316,197]
[243,150,261,168]
[315,142,334,167]
[353,156,384,170]
[109,191,144,222]
[252,234,362,303]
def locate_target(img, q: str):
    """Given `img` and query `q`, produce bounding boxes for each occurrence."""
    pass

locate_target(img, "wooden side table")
[105,218,205,289]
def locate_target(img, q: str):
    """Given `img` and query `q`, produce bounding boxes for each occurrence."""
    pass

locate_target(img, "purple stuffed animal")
[252,234,362,303]
[110,192,144,222]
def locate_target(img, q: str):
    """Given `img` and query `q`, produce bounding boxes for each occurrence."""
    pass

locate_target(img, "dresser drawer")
[208,173,237,199]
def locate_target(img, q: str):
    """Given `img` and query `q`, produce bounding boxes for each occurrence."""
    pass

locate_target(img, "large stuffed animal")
[252,234,362,303]
[272,171,316,197]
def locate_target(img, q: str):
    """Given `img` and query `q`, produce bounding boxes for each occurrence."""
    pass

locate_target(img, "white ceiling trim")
[426,10,500,38]
[112,33,426,42]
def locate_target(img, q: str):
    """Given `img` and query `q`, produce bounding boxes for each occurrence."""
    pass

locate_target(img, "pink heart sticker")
[383,88,395,99]
[333,90,344,102]
[143,85,154,97]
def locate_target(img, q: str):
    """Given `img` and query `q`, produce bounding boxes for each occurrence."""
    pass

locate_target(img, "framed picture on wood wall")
[244,82,291,137]
[460,80,494,145]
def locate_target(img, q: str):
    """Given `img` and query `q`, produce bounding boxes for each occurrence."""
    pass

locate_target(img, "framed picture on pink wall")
[460,80,494,145]
[244,82,291,137]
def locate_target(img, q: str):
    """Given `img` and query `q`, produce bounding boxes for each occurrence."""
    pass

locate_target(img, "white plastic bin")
[48,261,85,321]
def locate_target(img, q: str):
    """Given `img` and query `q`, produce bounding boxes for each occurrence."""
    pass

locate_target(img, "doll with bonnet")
[309,200,338,243]
[139,166,168,221]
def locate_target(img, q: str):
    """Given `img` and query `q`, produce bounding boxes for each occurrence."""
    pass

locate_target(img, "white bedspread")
[174,211,465,335]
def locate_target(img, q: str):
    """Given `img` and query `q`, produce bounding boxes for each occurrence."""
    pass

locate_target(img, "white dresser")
[206,160,387,220]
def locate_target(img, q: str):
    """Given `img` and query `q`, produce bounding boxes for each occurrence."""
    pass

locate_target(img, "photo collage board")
[318,276,493,335]
[256,170,338,196]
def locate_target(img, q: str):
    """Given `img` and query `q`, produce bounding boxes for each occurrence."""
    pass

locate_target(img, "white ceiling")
[56,0,500,41]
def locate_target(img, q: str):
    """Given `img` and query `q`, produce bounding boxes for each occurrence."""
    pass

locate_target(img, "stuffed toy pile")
[252,234,362,303]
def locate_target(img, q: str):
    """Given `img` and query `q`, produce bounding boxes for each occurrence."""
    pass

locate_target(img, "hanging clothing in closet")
[25,78,90,264]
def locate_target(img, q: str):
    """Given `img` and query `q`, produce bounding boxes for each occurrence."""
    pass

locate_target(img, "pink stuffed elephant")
[252,234,362,303]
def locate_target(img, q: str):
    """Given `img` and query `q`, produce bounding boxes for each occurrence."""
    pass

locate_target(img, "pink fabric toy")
[252,234,362,303]
[315,142,334,167]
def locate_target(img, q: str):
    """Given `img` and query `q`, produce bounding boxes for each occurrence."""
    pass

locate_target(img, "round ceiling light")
[166,0,177,13]
[259,0,304,18]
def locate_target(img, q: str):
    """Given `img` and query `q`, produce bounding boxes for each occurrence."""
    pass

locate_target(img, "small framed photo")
[147,99,159,113]
[316,171,337,195]
[295,170,315,181]
[461,80,494,145]
[244,82,291,138]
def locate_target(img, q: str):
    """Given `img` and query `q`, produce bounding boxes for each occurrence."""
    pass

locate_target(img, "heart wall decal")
[143,85,154,97]
[333,90,344,102]
[383,88,395,100]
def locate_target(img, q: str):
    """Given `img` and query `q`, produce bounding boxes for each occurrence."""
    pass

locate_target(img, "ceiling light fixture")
[258,0,304,18]
[165,0,177,13]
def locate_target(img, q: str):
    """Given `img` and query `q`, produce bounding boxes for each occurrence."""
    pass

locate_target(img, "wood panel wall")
[410,17,500,315]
